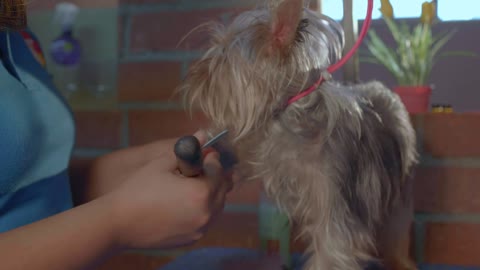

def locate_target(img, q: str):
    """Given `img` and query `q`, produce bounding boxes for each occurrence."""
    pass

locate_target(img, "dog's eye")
[299,18,309,31]
[295,19,309,43]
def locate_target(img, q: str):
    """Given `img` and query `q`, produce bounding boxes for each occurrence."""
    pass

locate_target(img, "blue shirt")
[0,30,75,232]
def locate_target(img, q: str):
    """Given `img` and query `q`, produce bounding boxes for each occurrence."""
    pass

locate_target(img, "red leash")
[286,0,374,105]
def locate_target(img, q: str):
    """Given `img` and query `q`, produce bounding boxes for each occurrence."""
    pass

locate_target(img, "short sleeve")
[0,64,40,194]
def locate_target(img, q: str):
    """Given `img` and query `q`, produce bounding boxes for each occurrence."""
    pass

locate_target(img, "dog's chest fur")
[238,80,416,231]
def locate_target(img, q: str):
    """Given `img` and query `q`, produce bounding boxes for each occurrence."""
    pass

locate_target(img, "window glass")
[438,0,480,21]
[321,0,429,20]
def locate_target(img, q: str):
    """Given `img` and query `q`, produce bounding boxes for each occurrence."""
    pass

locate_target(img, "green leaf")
[431,30,455,58]
[383,17,404,43]
[365,31,406,81]
[359,56,381,64]
[364,17,475,86]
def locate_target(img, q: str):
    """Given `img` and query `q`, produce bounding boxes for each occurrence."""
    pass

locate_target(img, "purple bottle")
[50,29,81,66]
[50,3,81,66]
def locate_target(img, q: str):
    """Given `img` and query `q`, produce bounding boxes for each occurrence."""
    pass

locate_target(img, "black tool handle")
[174,135,203,177]
[211,142,238,172]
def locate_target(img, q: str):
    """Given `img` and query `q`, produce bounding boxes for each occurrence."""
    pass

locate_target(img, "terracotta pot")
[393,86,432,114]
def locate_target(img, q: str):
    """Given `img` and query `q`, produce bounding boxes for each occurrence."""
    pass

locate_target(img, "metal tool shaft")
[202,130,229,149]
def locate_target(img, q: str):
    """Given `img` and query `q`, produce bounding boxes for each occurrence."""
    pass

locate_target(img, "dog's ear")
[270,0,304,49]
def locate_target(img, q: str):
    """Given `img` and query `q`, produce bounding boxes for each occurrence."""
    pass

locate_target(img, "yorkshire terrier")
[179,0,418,269]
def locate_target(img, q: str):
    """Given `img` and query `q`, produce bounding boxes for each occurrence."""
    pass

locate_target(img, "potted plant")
[363,0,472,113]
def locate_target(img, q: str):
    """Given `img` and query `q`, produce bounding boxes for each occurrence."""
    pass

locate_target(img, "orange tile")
[414,167,480,214]
[74,111,123,149]
[423,113,480,158]
[128,110,209,145]
[118,61,183,103]
[424,222,480,266]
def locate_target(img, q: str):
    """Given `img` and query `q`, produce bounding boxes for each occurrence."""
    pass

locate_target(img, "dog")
[178,1,419,269]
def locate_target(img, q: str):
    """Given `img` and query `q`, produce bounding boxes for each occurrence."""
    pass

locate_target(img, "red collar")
[286,0,374,106]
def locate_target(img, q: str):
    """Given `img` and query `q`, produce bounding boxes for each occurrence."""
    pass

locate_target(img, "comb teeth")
[202,130,229,149]
[0,0,27,30]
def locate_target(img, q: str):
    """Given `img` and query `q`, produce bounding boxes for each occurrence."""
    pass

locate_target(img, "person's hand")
[105,130,233,250]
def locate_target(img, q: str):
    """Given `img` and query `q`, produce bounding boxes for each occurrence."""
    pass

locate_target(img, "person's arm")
[77,141,173,203]
[0,195,117,270]
[0,132,231,270]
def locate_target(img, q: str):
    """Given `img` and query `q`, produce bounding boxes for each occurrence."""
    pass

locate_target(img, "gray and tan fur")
[179,0,419,269]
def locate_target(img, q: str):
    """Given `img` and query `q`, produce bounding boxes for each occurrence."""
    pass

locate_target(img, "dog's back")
[258,80,418,270]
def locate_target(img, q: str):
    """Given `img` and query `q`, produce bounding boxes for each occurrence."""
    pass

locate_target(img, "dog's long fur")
[179,1,418,269]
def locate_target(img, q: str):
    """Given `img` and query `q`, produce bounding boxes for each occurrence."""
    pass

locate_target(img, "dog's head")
[180,0,345,141]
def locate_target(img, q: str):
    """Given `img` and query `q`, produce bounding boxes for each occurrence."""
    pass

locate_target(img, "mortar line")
[419,156,480,168]
[414,115,425,157]
[415,213,480,223]
[414,220,425,264]
[121,51,203,62]
[181,60,191,79]
[121,14,133,59]
[119,102,184,111]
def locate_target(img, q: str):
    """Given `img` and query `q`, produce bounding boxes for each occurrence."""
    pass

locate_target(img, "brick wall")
[412,113,480,268]
[63,1,480,269]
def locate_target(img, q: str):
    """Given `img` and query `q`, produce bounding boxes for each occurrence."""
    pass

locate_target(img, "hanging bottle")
[50,2,81,66]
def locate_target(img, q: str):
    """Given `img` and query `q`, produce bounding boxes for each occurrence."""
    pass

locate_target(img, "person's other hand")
[105,130,233,250]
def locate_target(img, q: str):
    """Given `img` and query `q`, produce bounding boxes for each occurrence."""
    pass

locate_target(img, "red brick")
[290,239,308,253]
[118,61,182,102]
[290,224,308,253]
[414,167,480,214]
[96,253,174,270]
[410,224,416,260]
[129,9,243,52]
[410,114,423,130]
[227,180,263,205]
[423,113,480,158]
[28,0,117,11]
[74,111,123,149]
[128,110,209,145]
[424,222,480,266]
